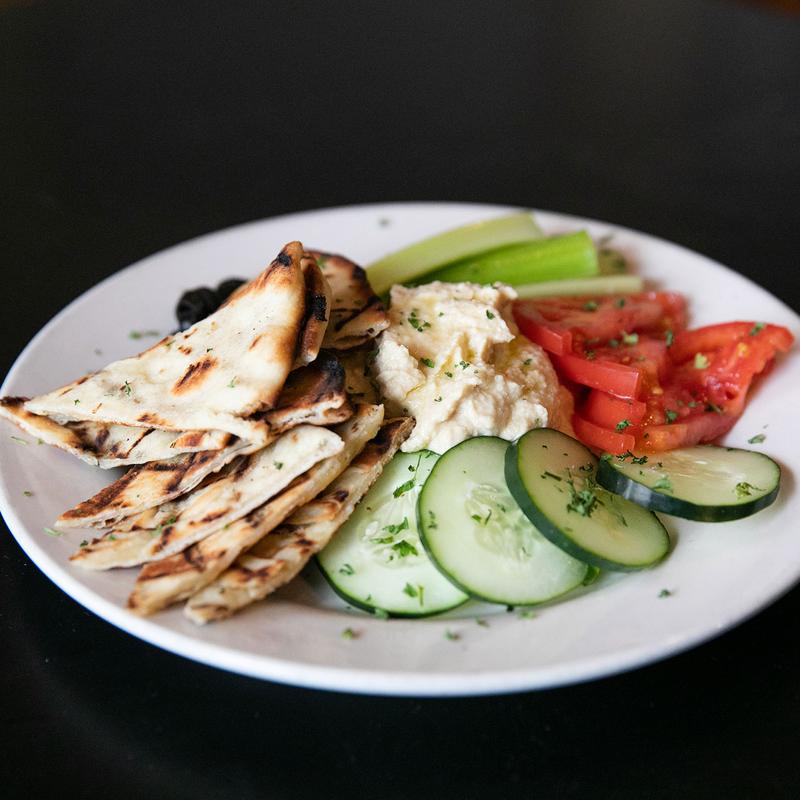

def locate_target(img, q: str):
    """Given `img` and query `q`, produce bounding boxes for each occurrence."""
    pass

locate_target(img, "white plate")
[2,202,799,696]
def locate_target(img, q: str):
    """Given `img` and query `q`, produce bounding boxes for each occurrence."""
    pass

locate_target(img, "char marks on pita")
[185,416,413,623]
[293,255,332,368]
[0,397,230,468]
[24,242,308,443]
[126,405,386,616]
[312,251,389,350]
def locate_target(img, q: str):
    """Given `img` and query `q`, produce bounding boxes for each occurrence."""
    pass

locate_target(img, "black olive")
[176,287,219,331]
[215,278,246,303]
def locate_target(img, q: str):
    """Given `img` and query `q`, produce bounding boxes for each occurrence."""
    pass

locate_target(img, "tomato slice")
[669,322,793,364]
[551,353,642,399]
[572,413,637,455]
[582,391,647,428]
[514,291,687,357]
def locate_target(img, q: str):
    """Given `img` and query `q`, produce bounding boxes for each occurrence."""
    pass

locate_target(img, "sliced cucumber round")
[505,428,670,572]
[417,436,589,605]
[317,450,468,618]
[597,445,781,522]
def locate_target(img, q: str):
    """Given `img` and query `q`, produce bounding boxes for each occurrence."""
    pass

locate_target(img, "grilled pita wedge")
[24,243,307,444]
[185,416,413,624]
[337,345,380,405]
[55,357,353,530]
[312,251,389,349]
[71,424,344,569]
[293,255,332,368]
[0,397,230,468]
[126,404,385,616]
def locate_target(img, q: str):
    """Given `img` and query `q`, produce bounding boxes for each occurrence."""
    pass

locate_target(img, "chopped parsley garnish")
[748,433,766,444]
[74,399,81,405]
[382,517,409,534]
[227,377,237,388]
[373,608,390,620]
[705,402,723,414]
[392,540,419,558]
[749,322,765,336]
[518,609,536,619]
[693,352,709,369]
[341,627,358,640]
[457,360,471,370]
[476,618,489,627]
[735,481,761,499]
[621,331,639,345]
[523,358,533,366]
[653,476,673,492]
[566,476,599,517]
[123,380,132,396]
[658,588,673,598]
[665,409,678,424]
[542,470,563,481]
[129,329,160,340]
[582,300,599,312]
[585,350,596,360]
[614,297,626,308]
[445,371,454,378]
[402,583,418,598]
[10,436,29,445]
[444,630,460,641]
[407,310,431,332]
[43,527,61,537]
[434,396,442,402]
[427,510,438,529]
[615,419,631,432]
[665,329,674,347]
[274,461,284,470]
[23,490,33,497]
[393,478,416,498]
[420,357,435,368]
[79,540,89,548]
[608,338,620,349]
[108,534,117,541]
[339,563,355,576]
[486,309,495,319]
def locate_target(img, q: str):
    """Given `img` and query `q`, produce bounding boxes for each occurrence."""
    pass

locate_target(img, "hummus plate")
[1,202,799,696]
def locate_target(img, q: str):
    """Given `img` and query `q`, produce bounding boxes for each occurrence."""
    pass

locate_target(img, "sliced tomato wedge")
[514,291,687,357]
[582,391,647,428]
[572,413,637,455]
[669,321,793,364]
[551,353,642,399]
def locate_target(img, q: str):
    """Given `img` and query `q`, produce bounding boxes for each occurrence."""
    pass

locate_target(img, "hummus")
[372,281,570,453]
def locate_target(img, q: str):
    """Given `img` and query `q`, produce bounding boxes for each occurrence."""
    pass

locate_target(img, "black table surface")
[2,2,799,797]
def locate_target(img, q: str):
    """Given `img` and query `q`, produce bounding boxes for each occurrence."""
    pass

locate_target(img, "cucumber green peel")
[418,231,598,287]
[366,212,543,293]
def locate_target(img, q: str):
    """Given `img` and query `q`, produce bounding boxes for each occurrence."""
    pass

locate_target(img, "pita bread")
[293,255,332,368]
[24,242,308,443]
[71,424,344,569]
[55,358,354,530]
[337,346,380,405]
[311,252,389,349]
[0,397,229,468]
[126,404,386,616]
[185,416,413,624]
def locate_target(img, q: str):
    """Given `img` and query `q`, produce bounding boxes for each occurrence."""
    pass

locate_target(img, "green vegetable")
[366,212,543,293]
[514,274,644,298]
[416,231,598,287]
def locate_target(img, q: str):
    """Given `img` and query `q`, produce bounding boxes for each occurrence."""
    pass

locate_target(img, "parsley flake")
[665,409,678,424]
[420,357,435,368]
[658,588,673,598]
[43,527,61,537]
[445,371,454,378]
[486,309,495,319]
[653,476,673,492]
[341,627,358,640]
[608,339,620,349]
[23,490,33,497]
[582,300,599,312]
[614,297,626,308]
[382,517,409,534]
[339,563,355,576]
[434,396,442,402]
[665,329,674,347]
[427,510,438,529]
[693,353,709,369]
[476,618,489,627]
[749,322,765,336]
[391,540,418,558]
[621,331,639,345]
[10,435,29,445]
[705,402,723,414]
[523,358,533,366]
[227,377,237,388]
[393,478,416,498]
[518,609,536,619]
[748,433,766,445]
[444,630,460,641]
[735,481,761,499]
[373,608,389,620]
[122,380,132,396]
[615,419,631,432]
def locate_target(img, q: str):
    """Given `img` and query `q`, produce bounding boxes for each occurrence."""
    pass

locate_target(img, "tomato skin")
[582,390,647,427]
[572,414,637,455]
[670,322,793,364]
[514,292,687,357]
[551,353,642,399]
[634,412,738,453]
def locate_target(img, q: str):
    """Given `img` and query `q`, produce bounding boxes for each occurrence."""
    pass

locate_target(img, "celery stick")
[417,231,598,286]
[514,274,644,298]
[366,212,542,294]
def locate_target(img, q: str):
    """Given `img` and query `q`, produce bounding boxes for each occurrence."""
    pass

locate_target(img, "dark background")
[2,1,799,798]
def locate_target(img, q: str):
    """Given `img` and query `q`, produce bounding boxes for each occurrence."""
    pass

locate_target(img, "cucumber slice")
[596,445,781,522]
[365,212,542,294]
[506,428,670,571]
[417,436,589,605]
[317,450,468,617]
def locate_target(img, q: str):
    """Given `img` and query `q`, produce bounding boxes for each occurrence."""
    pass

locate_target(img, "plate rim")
[2,200,799,697]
